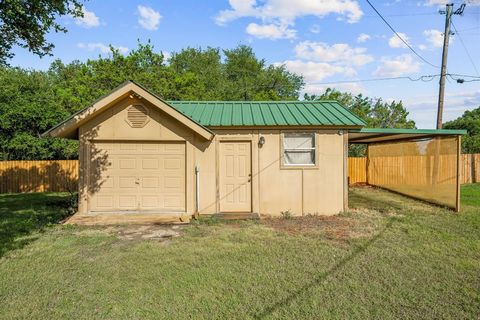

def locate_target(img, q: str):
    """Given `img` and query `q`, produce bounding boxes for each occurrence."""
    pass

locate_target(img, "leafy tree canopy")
[0,0,83,65]
[0,43,303,160]
[444,107,480,153]
[305,88,416,156]
[304,88,415,129]
[0,43,422,160]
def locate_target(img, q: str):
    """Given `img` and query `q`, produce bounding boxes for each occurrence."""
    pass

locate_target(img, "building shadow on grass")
[252,217,396,319]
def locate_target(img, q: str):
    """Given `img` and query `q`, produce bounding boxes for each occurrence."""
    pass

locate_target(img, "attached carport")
[348,128,467,212]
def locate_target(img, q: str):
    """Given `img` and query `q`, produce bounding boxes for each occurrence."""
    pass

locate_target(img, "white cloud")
[137,5,162,30]
[402,89,480,128]
[74,8,100,28]
[246,22,296,39]
[304,82,364,95]
[276,41,373,94]
[384,0,401,6]
[374,54,421,77]
[215,0,363,39]
[279,60,356,83]
[216,0,363,24]
[423,29,444,48]
[295,41,373,66]
[357,33,371,43]
[418,44,428,51]
[388,32,409,48]
[77,43,129,55]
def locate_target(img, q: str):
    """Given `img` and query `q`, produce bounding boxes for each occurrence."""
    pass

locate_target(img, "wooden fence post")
[472,153,477,184]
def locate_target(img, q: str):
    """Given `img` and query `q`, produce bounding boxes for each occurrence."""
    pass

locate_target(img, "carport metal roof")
[348,128,467,144]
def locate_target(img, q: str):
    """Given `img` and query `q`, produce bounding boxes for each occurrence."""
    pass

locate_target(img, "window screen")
[283,133,316,166]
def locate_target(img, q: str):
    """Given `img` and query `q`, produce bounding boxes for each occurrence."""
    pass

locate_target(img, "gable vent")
[126,105,149,128]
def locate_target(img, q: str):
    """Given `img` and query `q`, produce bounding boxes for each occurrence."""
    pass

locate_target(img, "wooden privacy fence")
[0,155,478,193]
[0,160,78,193]
[348,154,480,185]
[348,157,367,184]
[460,154,480,184]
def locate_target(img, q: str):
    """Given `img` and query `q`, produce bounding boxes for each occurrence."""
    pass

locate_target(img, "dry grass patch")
[261,215,352,238]
[73,224,186,242]
[260,208,394,243]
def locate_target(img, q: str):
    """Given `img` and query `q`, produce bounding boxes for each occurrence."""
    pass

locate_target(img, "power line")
[309,75,439,85]
[455,26,480,32]
[362,12,438,18]
[448,74,480,83]
[451,21,480,76]
[448,73,480,78]
[364,0,440,69]
[308,73,480,86]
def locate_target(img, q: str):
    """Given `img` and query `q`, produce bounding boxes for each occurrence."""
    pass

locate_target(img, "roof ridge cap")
[167,100,341,103]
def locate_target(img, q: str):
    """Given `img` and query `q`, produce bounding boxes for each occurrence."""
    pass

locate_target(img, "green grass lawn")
[0,186,479,319]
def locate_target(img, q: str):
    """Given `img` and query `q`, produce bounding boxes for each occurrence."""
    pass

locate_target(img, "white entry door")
[219,141,252,212]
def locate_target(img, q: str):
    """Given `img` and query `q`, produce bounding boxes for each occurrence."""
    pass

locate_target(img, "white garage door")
[89,141,186,212]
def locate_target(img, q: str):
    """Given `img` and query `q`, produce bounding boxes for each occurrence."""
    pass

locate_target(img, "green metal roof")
[167,101,366,127]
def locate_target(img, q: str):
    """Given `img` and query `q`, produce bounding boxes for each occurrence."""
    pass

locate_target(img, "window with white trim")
[283,133,316,166]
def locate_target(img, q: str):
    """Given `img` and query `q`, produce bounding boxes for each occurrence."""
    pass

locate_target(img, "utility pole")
[436,3,465,129]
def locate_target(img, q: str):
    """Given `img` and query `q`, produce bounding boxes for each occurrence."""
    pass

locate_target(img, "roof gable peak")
[43,81,214,140]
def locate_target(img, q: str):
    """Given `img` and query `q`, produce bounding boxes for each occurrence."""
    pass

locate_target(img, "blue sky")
[9,0,480,128]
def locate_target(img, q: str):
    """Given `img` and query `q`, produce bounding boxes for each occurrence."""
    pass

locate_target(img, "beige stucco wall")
[78,95,347,217]
[194,129,346,216]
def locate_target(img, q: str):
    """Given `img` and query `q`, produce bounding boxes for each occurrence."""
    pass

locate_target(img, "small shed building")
[44,81,465,224]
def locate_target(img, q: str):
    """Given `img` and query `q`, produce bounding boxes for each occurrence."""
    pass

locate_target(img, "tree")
[444,107,480,153]
[304,89,371,122]
[223,45,303,101]
[0,0,83,65]
[0,67,77,160]
[305,88,415,129]
[0,43,305,160]
[305,88,416,156]
[48,42,179,113]
[170,47,224,100]
[370,99,415,129]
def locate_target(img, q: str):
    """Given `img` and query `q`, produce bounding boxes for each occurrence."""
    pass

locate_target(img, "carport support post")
[432,138,441,186]
[366,145,370,186]
[455,136,461,212]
